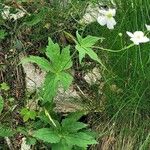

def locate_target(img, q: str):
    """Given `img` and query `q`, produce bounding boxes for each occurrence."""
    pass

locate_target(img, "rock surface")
[22,62,46,93]
[84,67,102,85]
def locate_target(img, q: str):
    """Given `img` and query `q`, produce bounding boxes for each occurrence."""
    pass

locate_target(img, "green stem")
[44,108,57,127]
[92,43,134,52]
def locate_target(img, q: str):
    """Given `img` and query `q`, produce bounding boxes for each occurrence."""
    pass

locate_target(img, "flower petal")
[97,16,107,26]
[99,9,107,15]
[126,31,134,38]
[139,37,150,43]
[145,24,150,31]
[109,9,116,16]
[133,31,144,37]
[106,17,116,29]
[130,38,140,45]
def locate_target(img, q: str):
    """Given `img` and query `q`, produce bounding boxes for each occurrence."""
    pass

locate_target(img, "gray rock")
[84,67,102,85]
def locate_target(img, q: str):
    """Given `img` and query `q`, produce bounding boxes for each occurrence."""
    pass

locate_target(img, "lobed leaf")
[75,45,86,64]
[21,56,53,72]
[20,108,36,122]
[46,38,72,72]
[33,128,60,143]
[65,132,97,148]
[46,38,60,63]
[75,32,102,65]
[61,118,87,132]
[0,125,14,137]
[83,47,101,63]
[60,46,72,70]
[41,72,59,102]
[80,35,100,47]
[59,72,73,90]
[76,31,83,45]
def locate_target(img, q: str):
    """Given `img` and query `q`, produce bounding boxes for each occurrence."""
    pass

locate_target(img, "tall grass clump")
[82,0,150,149]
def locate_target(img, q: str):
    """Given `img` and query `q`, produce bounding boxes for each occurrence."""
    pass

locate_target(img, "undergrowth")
[0,0,150,150]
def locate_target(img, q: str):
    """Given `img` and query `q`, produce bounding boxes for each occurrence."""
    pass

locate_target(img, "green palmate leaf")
[76,44,102,65]
[76,31,100,47]
[60,46,72,70]
[46,38,72,72]
[21,38,73,103]
[76,31,83,45]
[41,72,59,102]
[75,45,86,64]
[41,71,73,102]
[75,32,103,65]
[59,72,73,90]
[84,47,101,63]
[61,118,87,132]
[21,56,53,72]
[65,132,97,148]
[80,35,100,48]
[0,96,4,114]
[33,128,60,143]
[46,37,60,64]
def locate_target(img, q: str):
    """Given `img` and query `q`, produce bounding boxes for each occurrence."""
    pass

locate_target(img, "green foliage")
[20,108,36,122]
[0,125,14,137]
[0,96,4,114]
[21,56,53,72]
[25,8,46,27]
[75,32,105,68]
[21,37,73,102]
[0,29,7,40]
[75,31,100,64]
[0,82,10,91]
[33,128,60,144]
[46,38,72,72]
[33,115,97,150]
[25,137,37,146]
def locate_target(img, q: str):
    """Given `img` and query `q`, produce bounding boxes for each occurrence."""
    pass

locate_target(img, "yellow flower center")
[136,35,141,39]
[106,13,113,18]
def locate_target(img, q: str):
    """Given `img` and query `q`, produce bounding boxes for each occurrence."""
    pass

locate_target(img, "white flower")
[97,8,117,29]
[126,31,150,45]
[145,24,150,31]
